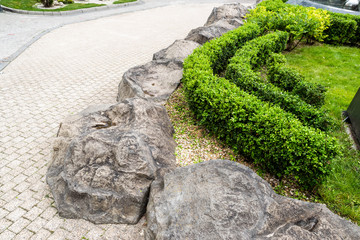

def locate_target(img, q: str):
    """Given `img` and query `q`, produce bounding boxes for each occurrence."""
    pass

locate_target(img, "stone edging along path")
[46,2,247,224]
[0,0,142,16]
[46,2,360,239]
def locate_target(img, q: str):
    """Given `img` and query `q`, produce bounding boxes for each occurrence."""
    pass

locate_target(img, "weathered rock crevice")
[145,160,360,240]
[47,98,176,224]
[116,59,183,105]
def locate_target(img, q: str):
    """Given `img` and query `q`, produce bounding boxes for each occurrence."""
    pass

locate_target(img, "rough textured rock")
[152,39,200,62]
[47,98,176,224]
[117,59,183,104]
[185,20,236,45]
[146,160,360,240]
[204,3,249,27]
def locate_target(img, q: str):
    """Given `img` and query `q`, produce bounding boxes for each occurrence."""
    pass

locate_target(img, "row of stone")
[46,2,249,225]
[46,3,360,239]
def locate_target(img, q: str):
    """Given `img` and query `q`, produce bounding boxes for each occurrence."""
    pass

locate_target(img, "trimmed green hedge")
[227,31,289,67]
[325,12,360,45]
[225,32,333,131]
[183,25,340,188]
[200,23,261,74]
[267,53,326,108]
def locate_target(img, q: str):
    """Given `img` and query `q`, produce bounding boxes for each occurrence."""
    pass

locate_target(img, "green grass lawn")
[0,0,135,11]
[0,0,104,11]
[49,3,104,11]
[286,44,360,224]
[113,0,136,4]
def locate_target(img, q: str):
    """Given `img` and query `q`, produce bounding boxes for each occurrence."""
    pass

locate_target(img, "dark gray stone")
[152,39,200,62]
[47,98,176,224]
[204,3,249,27]
[117,59,183,104]
[210,18,244,29]
[185,20,236,45]
[146,160,360,239]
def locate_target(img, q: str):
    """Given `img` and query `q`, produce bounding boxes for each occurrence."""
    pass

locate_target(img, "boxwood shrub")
[267,53,327,108]
[225,32,333,131]
[201,23,261,74]
[246,0,331,47]
[324,12,360,45]
[227,31,289,68]
[251,0,360,46]
[183,25,340,188]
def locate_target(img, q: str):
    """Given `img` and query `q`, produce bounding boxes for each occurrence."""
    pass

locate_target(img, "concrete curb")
[0,0,146,71]
[0,25,58,71]
[0,0,142,16]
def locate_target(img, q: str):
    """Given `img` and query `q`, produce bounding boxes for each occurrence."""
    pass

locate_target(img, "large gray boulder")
[47,98,176,224]
[145,160,360,239]
[152,39,200,62]
[185,20,236,45]
[117,59,183,104]
[204,3,249,27]
[184,3,250,46]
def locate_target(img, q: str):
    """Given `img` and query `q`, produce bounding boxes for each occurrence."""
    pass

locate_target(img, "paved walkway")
[0,1,254,239]
[0,0,250,70]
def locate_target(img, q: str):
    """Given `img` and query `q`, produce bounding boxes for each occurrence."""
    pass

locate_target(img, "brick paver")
[0,2,254,239]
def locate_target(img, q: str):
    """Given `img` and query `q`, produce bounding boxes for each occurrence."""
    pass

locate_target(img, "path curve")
[0,2,254,239]
[0,0,250,70]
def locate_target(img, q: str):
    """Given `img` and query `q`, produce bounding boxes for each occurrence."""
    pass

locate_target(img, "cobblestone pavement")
[0,0,250,70]
[0,1,254,239]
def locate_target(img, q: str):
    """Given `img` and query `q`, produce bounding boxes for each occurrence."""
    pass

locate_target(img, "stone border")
[0,0,141,16]
[116,3,250,104]
[47,2,252,226]
[45,3,360,238]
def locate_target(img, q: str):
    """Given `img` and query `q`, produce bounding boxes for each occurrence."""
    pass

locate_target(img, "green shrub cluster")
[200,23,261,74]
[267,53,326,108]
[246,0,331,47]
[256,0,286,12]
[324,12,360,45]
[225,33,333,131]
[227,31,289,67]
[251,0,360,46]
[183,23,261,109]
[183,26,340,188]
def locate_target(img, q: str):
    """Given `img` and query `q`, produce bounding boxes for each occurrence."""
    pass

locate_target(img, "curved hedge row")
[183,24,340,188]
[225,32,333,131]
[268,63,326,108]
[196,23,261,74]
[266,53,327,108]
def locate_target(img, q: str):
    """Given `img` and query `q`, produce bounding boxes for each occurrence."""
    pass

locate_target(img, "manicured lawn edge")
[0,0,137,12]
